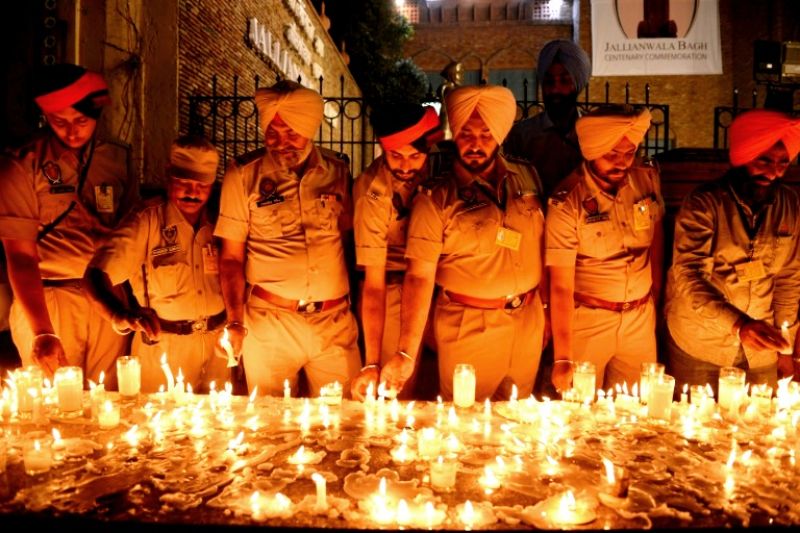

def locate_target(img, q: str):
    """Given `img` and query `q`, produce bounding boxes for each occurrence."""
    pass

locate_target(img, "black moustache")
[180,197,202,203]
[465,151,486,157]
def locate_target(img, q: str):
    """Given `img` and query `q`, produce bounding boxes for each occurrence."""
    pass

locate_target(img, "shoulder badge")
[42,161,62,185]
[161,224,178,245]
[582,196,599,216]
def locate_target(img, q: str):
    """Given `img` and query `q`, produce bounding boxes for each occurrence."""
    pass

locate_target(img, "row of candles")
[3,353,800,527]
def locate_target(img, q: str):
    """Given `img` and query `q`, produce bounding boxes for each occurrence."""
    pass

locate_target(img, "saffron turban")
[575,108,652,160]
[444,85,517,145]
[33,64,110,117]
[373,104,440,152]
[168,136,219,184]
[728,110,800,167]
[538,39,592,93]
[254,81,323,140]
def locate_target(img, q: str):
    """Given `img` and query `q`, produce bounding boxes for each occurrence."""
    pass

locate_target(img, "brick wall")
[177,0,366,172]
[406,0,800,149]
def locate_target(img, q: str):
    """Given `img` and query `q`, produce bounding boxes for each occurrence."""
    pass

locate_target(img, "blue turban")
[537,39,591,93]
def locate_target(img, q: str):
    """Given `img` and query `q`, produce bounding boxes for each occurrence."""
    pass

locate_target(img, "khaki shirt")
[405,154,544,298]
[90,198,224,322]
[214,145,352,301]
[353,156,422,271]
[0,132,136,279]
[545,162,664,302]
[503,110,583,198]
[665,172,800,367]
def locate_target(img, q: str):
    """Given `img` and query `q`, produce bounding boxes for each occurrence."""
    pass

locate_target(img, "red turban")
[728,110,800,167]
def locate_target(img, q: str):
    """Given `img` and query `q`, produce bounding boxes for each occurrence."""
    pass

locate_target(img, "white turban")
[576,108,651,160]
[254,82,323,139]
[538,39,592,93]
[444,85,517,145]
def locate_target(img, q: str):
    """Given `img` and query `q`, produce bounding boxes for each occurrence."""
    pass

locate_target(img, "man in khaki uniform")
[0,64,137,381]
[215,80,360,397]
[381,85,547,401]
[665,110,800,393]
[547,106,664,393]
[85,135,227,392]
[351,103,441,400]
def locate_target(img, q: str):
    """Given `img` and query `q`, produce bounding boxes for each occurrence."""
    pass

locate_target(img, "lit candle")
[680,383,689,404]
[483,398,491,419]
[479,464,501,493]
[98,400,120,429]
[246,386,258,414]
[718,367,746,414]
[54,366,83,416]
[453,364,476,408]
[160,353,175,393]
[15,367,44,417]
[23,438,53,475]
[460,500,475,529]
[89,376,105,420]
[173,368,186,404]
[572,361,596,404]
[320,381,343,406]
[283,379,291,400]
[648,374,675,420]
[220,327,238,367]
[417,427,442,459]
[396,499,411,526]
[117,356,141,399]
[311,472,327,510]
[430,455,457,491]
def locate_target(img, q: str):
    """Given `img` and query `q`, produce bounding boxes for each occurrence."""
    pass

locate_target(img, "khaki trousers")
[10,285,127,385]
[572,299,657,391]
[243,297,360,397]
[133,329,230,393]
[435,290,544,401]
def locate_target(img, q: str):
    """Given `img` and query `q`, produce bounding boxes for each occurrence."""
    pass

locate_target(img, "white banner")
[591,0,722,76]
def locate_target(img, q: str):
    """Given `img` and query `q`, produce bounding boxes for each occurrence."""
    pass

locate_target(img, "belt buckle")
[621,301,632,312]
[505,294,523,310]
[191,317,208,332]
[297,300,319,314]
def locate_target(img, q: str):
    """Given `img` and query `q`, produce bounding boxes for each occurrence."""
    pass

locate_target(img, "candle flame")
[176,368,184,381]
[559,490,577,515]
[511,384,518,401]
[160,353,167,365]
[104,399,113,413]
[98,371,105,385]
[631,382,639,397]
[682,383,688,394]
[249,387,258,403]
[275,492,290,510]
[366,381,374,399]
[462,500,475,524]
[396,499,410,524]
[601,457,615,484]
[379,477,387,496]
[726,441,737,469]
[52,428,62,442]
[34,440,41,452]
[187,383,193,394]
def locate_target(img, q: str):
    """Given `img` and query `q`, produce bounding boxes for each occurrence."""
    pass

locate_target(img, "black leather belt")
[42,278,83,289]
[158,310,227,335]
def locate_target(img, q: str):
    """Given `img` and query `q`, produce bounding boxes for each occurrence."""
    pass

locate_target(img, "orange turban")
[728,110,800,167]
[575,108,651,160]
[254,81,323,140]
[444,85,517,144]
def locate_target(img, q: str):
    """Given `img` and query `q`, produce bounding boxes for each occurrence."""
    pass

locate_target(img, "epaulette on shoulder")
[235,147,266,167]
[548,174,581,206]
[319,147,350,167]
